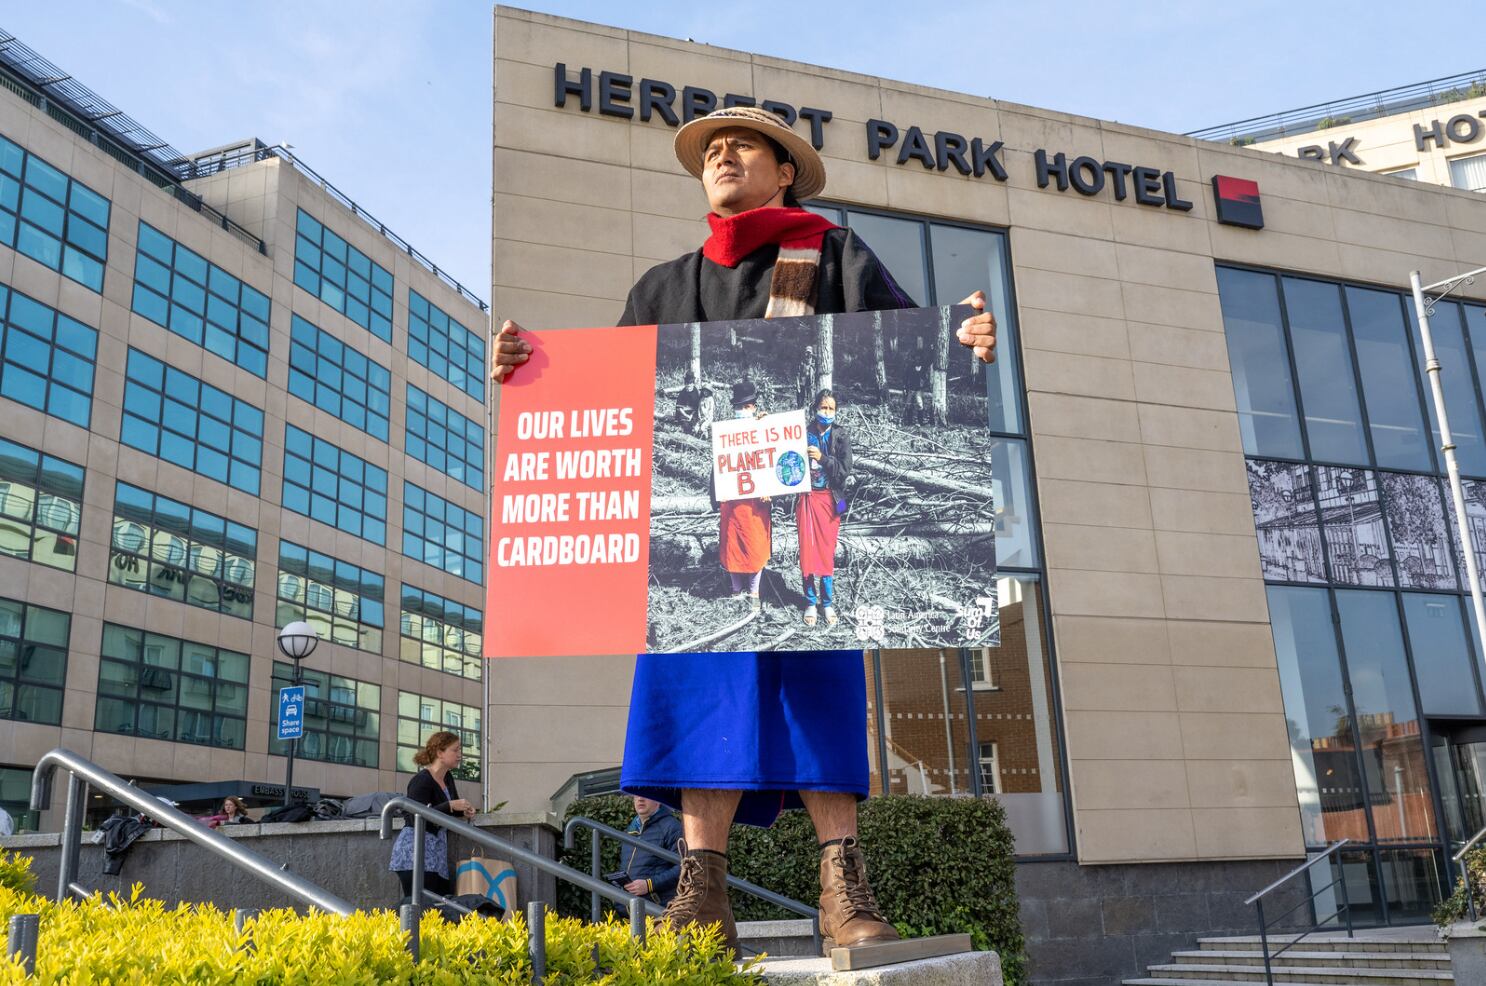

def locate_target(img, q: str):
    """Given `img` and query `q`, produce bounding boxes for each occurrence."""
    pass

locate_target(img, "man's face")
[702,127,795,215]
[632,796,657,818]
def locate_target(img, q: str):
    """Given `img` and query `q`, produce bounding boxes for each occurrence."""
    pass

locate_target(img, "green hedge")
[559,795,1025,984]
[1435,845,1486,928]
[0,850,759,985]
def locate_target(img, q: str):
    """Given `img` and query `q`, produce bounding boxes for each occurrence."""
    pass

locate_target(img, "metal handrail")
[1451,823,1486,923]
[563,815,822,952]
[378,797,663,928]
[1244,840,1353,986]
[28,747,352,915]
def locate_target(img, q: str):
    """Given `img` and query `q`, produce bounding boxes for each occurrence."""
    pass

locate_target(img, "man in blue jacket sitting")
[620,795,683,906]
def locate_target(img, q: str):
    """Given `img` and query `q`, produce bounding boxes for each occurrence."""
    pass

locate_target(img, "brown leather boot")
[818,837,901,953]
[660,840,738,955]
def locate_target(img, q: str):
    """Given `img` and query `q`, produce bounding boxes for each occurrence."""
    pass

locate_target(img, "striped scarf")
[702,207,838,318]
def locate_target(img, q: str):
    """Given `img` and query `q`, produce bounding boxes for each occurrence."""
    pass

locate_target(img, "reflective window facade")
[132,222,271,376]
[269,661,380,768]
[293,209,393,343]
[275,540,385,654]
[0,437,83,572]
[109,483,256,620]
[0,134,108,291]
[120,349,264,494]
[288,315,391,441]
[281,425,388,543]
[408,289,484,402]
[399,584,483,681]
[402,482,483,583]
[397,690,481,781]
[0,283,97,428]
[0,766,36,832]
[0,595,68,726]
[1219,264,1486,922]
[405,383,483,489]
[806,204,1062,856]
[95,624,249,749]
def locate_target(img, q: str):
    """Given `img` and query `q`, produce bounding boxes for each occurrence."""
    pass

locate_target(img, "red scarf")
[702,207,837,268]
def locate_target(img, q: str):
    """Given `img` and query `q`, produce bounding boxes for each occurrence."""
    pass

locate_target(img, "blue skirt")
[620,651,868,827]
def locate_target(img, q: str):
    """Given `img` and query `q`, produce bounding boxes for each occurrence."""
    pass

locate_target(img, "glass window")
[0,284,98,427]
[396,691,481,781]
[120,350,262,493]
[928,224,1022,434]
[1347,287,1433,472]
[1382,473,1456,590]
[991,438,1038,568]
[1449,152,1486,193]
[1400,593,1483,717]
[287,315,391,441]
[0,595,68,725]
[280,425,387,544]
[407,289,485,403]
[0,436,83,572]
[843,211,926,307]
[1281,277,1368,465]
[1386,168,1419,182]
[1248,460,1326,583]
[1217,268,1304,458]
[1267,586,1363,846]
[1314,467,1393,587]
[402,481,483,583]
[95,624,248,748]
[399,584,483,681]
[1335,589,1437,843]
[405,383,484,489]
[0,765,37,832]
[0,134,108,292]
[1413,301,1486,477]
[109,482,256,620]
[268,661,380,768]
[293,209,393,342]
[275,540,384,653]
[130,222,270,377]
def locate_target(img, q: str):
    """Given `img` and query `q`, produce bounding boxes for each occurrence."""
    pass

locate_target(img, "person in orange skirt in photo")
[718,380,770,613]
[798,388,851,627]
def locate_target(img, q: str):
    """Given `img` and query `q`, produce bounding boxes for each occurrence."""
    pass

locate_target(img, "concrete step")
[1199,936,1446,955]
[760,950,1001,984]
[1171,950,1452,970]
[1142,963,1451,984]
[739,918,819,958]
[1127,981,1448,986]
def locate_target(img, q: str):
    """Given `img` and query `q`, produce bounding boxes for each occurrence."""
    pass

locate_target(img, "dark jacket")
[99,814,152,875]
[406,768,462,834]
[808,423,853,501]
[621,806,683,904]
[619,227,913,326]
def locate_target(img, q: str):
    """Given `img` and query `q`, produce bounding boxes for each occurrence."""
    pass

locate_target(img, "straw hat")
[674,106,826,200]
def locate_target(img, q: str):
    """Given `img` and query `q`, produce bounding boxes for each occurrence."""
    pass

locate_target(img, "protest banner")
[487,306,999,657]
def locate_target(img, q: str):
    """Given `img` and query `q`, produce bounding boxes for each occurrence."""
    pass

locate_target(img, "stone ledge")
[759,951,1001,985]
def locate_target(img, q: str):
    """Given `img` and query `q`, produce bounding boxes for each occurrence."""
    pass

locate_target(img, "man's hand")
[623,879,648,896]
[807,447,822,461]
[956,291,997,364]
[491,319,532,383]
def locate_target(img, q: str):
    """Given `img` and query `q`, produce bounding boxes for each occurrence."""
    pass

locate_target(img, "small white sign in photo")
[710,408,811,502]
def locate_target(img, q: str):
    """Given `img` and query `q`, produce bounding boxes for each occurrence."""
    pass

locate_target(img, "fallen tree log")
[649,529,995,569]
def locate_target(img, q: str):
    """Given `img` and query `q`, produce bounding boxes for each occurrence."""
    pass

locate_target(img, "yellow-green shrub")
[0,851,760,985]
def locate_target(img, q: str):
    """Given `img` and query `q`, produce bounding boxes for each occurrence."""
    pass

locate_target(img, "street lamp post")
[276,621,319,810]
[1409,267,1486,680]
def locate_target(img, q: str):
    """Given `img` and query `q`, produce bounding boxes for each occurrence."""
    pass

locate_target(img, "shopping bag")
[453,848,518,912]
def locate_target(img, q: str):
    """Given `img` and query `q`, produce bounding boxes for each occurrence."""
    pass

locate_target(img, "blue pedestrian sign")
[277,686,305,742]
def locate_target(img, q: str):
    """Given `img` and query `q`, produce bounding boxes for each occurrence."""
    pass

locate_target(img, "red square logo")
[1212,175,1263,229]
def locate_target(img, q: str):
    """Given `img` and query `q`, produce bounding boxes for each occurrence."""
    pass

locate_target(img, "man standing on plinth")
[492,106,997,955]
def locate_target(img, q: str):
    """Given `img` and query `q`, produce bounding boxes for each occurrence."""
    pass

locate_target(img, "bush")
[1434,845,1486,928]
[0,852,761,985]
[0,850,34,895]
[558,795,1025,984]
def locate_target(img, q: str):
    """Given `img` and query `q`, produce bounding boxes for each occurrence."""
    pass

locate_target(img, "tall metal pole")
[1409,270,1486,676]
[283,658,301,810]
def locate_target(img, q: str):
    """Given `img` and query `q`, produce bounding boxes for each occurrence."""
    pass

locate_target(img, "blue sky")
[5,1,1475,307]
